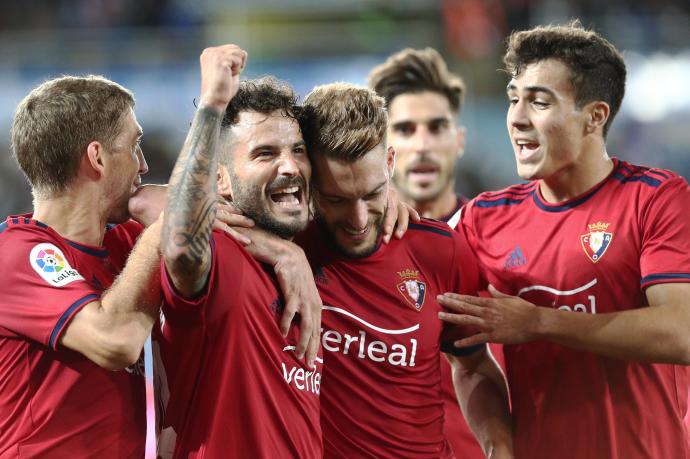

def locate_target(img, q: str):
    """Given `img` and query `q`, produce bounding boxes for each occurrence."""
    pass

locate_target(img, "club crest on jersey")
[29,243,84,287]
[397,269,426,311]
[580,222,613,263]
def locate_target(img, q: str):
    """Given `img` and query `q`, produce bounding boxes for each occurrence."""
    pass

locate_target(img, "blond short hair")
[302,82,387,162]
[11,75,135,198]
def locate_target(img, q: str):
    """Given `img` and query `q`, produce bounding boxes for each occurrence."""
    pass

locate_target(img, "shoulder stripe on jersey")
[647,169,670,180]
[408,222,452,238]
[476,193,533,208]
[49,293,100,349]
[11,217,19,225]
[34,220,48,228]
[612,172,661,188]
[481,184,536,199]
[640,273,690,285]
[0,221,7,234]
[66,240,108,258]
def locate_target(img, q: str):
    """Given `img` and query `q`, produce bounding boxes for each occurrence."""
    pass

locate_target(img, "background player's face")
[388,91,463,203]
[313,144,394,258]
[105,108,147,223]
[506,59,590,181]
[224,110,310,239]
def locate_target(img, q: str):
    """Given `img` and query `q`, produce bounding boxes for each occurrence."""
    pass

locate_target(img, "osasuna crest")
[29,243,84,287]
[397,268,427,311]
[580,222,613,263]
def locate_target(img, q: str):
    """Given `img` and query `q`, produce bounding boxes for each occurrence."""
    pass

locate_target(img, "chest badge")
[397,269,427,311]
[580,222,613,263]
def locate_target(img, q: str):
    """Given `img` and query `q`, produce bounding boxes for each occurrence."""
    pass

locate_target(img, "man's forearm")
[449,350,512,457]
[535,303,690,364]
[161,105,222,296]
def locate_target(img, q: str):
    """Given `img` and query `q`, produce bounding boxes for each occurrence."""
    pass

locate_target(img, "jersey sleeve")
[0,227,101,350]
[103,220,144,271]
[160,231,244,314]
[639,176,690,288]
[440,220,484,356]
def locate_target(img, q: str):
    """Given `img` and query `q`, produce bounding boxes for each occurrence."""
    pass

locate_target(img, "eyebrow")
[506,84,557,98]
[391,117,450,128]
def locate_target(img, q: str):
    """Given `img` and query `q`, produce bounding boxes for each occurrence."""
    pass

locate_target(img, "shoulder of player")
[468,181,538,211]
[611,159,680,191]
[406,218,455,241]
[0,215,56,245]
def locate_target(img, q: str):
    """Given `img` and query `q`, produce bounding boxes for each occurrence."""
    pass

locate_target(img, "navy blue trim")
[441,342,485,356]
[12,217,19,224]
[612,172,661,188]
[532,187,601,212]
[640,273,690,285]
[482,186,536,199]
[648,169,670,180]
[0,221,7,234]
[476,193,532,208]
[49,293,99,349]
[22,218,30,224]
[105,223,117,231]
[34,220,48,228]
[66,240,108,258]
[408,223,452,238]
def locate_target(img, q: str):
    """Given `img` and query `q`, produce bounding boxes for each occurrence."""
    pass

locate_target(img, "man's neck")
[33,187,108,246]
[540,146,614,203]
[410,186,459,220]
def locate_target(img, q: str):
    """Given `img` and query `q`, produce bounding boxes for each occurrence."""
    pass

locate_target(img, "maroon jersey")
[300,219,481,459]
[153,230,322,459]
[458,159,690,459]
[0,216,146,459]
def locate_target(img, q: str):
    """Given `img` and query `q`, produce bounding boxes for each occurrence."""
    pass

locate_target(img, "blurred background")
[1,0,689,216]
[0,0,688,456]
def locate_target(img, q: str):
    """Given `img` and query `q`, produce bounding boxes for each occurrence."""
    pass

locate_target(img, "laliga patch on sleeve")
[29,243,84,287]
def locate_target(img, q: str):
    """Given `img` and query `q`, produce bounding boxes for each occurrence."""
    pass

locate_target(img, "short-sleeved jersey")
[299,219,481,459]
[153,230,323,459]
[0,216,146,459]
[459,159,690,459]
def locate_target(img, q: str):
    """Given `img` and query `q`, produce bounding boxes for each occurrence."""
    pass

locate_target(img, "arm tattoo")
[162,105,222,276]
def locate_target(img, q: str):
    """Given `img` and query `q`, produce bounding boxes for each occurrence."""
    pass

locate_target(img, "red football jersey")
[0,216,146,459]
[153,230,323,459]
[459,159,690,459]
[300,219,481,459]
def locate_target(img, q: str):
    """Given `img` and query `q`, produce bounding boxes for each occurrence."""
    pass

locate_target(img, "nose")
[136,146,149,176]
[277,151,300,177]
[507,100,530,130]
[411,126,431,153]
[347,200,369,230]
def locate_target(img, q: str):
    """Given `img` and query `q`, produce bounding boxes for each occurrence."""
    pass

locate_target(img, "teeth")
[273,186,299,194]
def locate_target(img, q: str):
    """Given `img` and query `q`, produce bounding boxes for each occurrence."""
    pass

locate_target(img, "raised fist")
[198,44,247,112]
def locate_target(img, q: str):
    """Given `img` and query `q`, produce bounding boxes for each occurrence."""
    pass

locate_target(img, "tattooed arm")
[161,45,247,298]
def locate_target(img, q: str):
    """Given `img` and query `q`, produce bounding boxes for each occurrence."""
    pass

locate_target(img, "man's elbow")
[93,336,144,371]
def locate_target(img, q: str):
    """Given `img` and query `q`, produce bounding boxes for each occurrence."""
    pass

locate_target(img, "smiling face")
[313,143,394,258]
[388,91,463,204]
[506,59,591,182]
[223,110,310,239]
[105,108,147,223]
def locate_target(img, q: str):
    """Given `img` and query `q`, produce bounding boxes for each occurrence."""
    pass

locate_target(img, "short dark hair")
[503,20,626,137]
[222,76,300,129]
[302,83,387,163]
[368,47,465,114]
[11,75,134,198]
